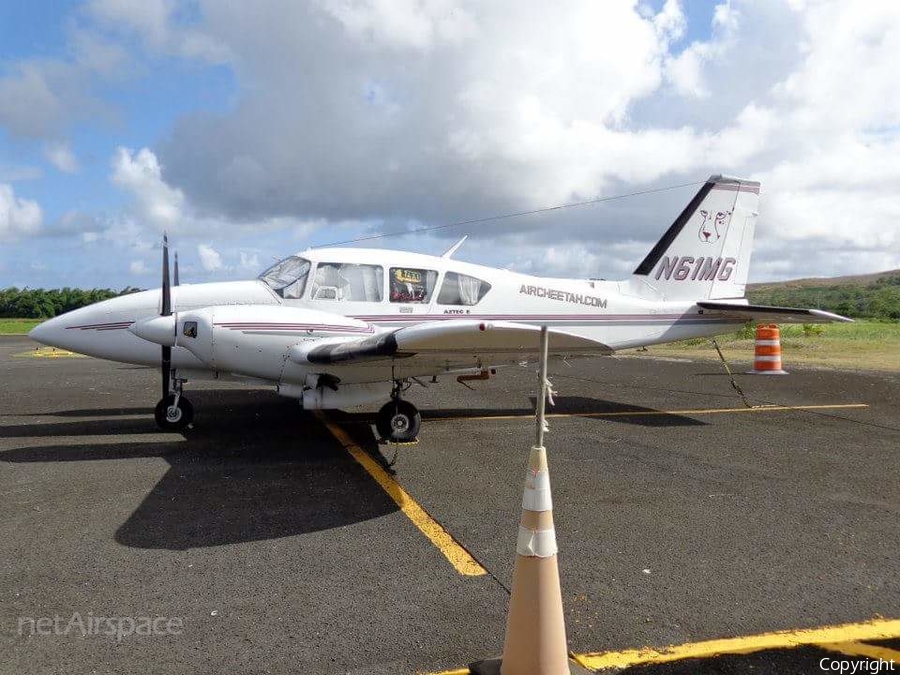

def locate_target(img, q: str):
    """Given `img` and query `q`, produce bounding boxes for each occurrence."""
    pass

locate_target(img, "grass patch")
[634,321,900,372]
[0,318,42,335]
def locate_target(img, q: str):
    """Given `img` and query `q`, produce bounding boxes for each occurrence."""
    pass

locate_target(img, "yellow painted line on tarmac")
[314,411,487,577]
[426,403,868,423]
[422,618,900,674]
[575,618,900,671]
[13,347,85,358]
[820,641,900,662]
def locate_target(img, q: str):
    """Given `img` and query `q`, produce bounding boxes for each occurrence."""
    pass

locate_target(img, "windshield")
[258,256,311,299]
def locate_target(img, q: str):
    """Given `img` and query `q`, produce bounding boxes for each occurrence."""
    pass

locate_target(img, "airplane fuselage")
[31,246,744,386]
[33,176,846,438]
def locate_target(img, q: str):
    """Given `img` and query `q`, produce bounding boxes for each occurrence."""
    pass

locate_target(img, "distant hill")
[747,270,900,320]
[749,269,900,292]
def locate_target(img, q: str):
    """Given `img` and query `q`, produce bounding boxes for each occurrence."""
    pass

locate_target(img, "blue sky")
[1,1,898,289]
[0,1,242,286]
[0,3,235,223]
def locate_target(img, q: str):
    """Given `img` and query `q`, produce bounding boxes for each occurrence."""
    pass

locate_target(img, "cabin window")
[309,263,384,302]
[258,256,311,299]
[437,272,491,305]
[389,267,438,303]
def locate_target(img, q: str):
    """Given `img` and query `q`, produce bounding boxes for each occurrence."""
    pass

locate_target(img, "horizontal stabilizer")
[696,301,853,324]
[293,320,612,366]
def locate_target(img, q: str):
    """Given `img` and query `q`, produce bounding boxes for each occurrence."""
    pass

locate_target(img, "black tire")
[154,394,194,431]
[377,400,421,443]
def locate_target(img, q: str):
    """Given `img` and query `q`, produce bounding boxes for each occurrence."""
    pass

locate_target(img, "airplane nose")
[27,302,139,354]
[129,315,177,346]
[28,316,65,348]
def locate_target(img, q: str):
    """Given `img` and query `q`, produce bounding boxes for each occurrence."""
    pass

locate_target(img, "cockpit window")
[389,267,437,303]
[437,272,491,305]
[309,263,384,302]
[258,256,311,299]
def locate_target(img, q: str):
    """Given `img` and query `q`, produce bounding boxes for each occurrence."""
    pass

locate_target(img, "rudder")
[631,175,759,300]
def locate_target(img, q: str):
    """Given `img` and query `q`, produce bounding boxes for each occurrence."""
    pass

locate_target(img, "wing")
[289,320,612,370]
[696,301,852,324]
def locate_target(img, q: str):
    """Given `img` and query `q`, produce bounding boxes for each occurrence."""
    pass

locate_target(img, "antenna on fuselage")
[441,235,468,259]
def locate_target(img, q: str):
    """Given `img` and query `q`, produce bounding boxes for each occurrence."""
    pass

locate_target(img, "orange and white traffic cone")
[469,328,590,675]
[748,324,787,375]
[497,444,578,675]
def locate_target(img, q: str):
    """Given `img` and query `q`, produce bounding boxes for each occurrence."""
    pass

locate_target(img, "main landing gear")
[376,380,421,444]
[155,376,194,431]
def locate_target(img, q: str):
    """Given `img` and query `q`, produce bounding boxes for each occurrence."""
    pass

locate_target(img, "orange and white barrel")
[749,324,787,375]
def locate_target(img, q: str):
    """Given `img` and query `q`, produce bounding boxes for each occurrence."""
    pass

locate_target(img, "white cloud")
[663,1,741,98]
[104,216,154,250]
[129,259,148,274]
[106,146,328,246]
[156,0,726,239]
[44,141,80,173]
[317,0,477,51]
[508,238,650,279]
[86,0,230,62]
[0,64,67,139]
[651,0,687,43]
[666,45,711,98]
[0,28,125,141]
[197,243,223,271]
[10,0,900,286]
[110,146,185,230]
[0,183,42,241]
[239,251,260,271]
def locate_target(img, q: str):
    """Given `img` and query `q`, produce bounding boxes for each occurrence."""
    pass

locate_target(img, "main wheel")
[154,394,194,431]
[377,400,421,443]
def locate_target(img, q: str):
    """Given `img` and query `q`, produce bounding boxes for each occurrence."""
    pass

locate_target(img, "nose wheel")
[376,399,421,444]
[154,392,194,431]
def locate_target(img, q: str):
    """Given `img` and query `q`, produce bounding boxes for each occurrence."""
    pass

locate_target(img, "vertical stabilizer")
[631,175,759,300]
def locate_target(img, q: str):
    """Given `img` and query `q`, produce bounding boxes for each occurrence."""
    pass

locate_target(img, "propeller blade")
[174,251,180,287]
[161,233,171,316]
[161,234,173,398]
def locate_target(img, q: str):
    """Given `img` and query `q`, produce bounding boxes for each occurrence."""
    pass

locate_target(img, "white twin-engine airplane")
[30,175,850,442]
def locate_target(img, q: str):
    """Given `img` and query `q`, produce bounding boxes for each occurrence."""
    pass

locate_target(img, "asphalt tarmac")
[1,335,898,674]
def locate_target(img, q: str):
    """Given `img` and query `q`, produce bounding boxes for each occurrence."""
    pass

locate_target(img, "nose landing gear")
[155,377,194,431]
[376,380,420,443]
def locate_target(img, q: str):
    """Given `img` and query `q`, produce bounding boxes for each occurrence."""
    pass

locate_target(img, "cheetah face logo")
[698,209,732,243]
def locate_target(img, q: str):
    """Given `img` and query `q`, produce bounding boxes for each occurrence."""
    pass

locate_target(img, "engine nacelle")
[277,383,390,410]
[170,304,373,382]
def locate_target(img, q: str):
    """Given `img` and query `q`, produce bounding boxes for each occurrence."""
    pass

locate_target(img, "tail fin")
[630,175,759,300]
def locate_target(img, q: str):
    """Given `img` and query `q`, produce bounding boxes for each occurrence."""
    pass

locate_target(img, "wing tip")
[809,309,855,323]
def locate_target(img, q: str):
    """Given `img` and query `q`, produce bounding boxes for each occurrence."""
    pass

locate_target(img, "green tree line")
[747,273,900,320]
[3,274,899,320]
[0,287,142,319]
